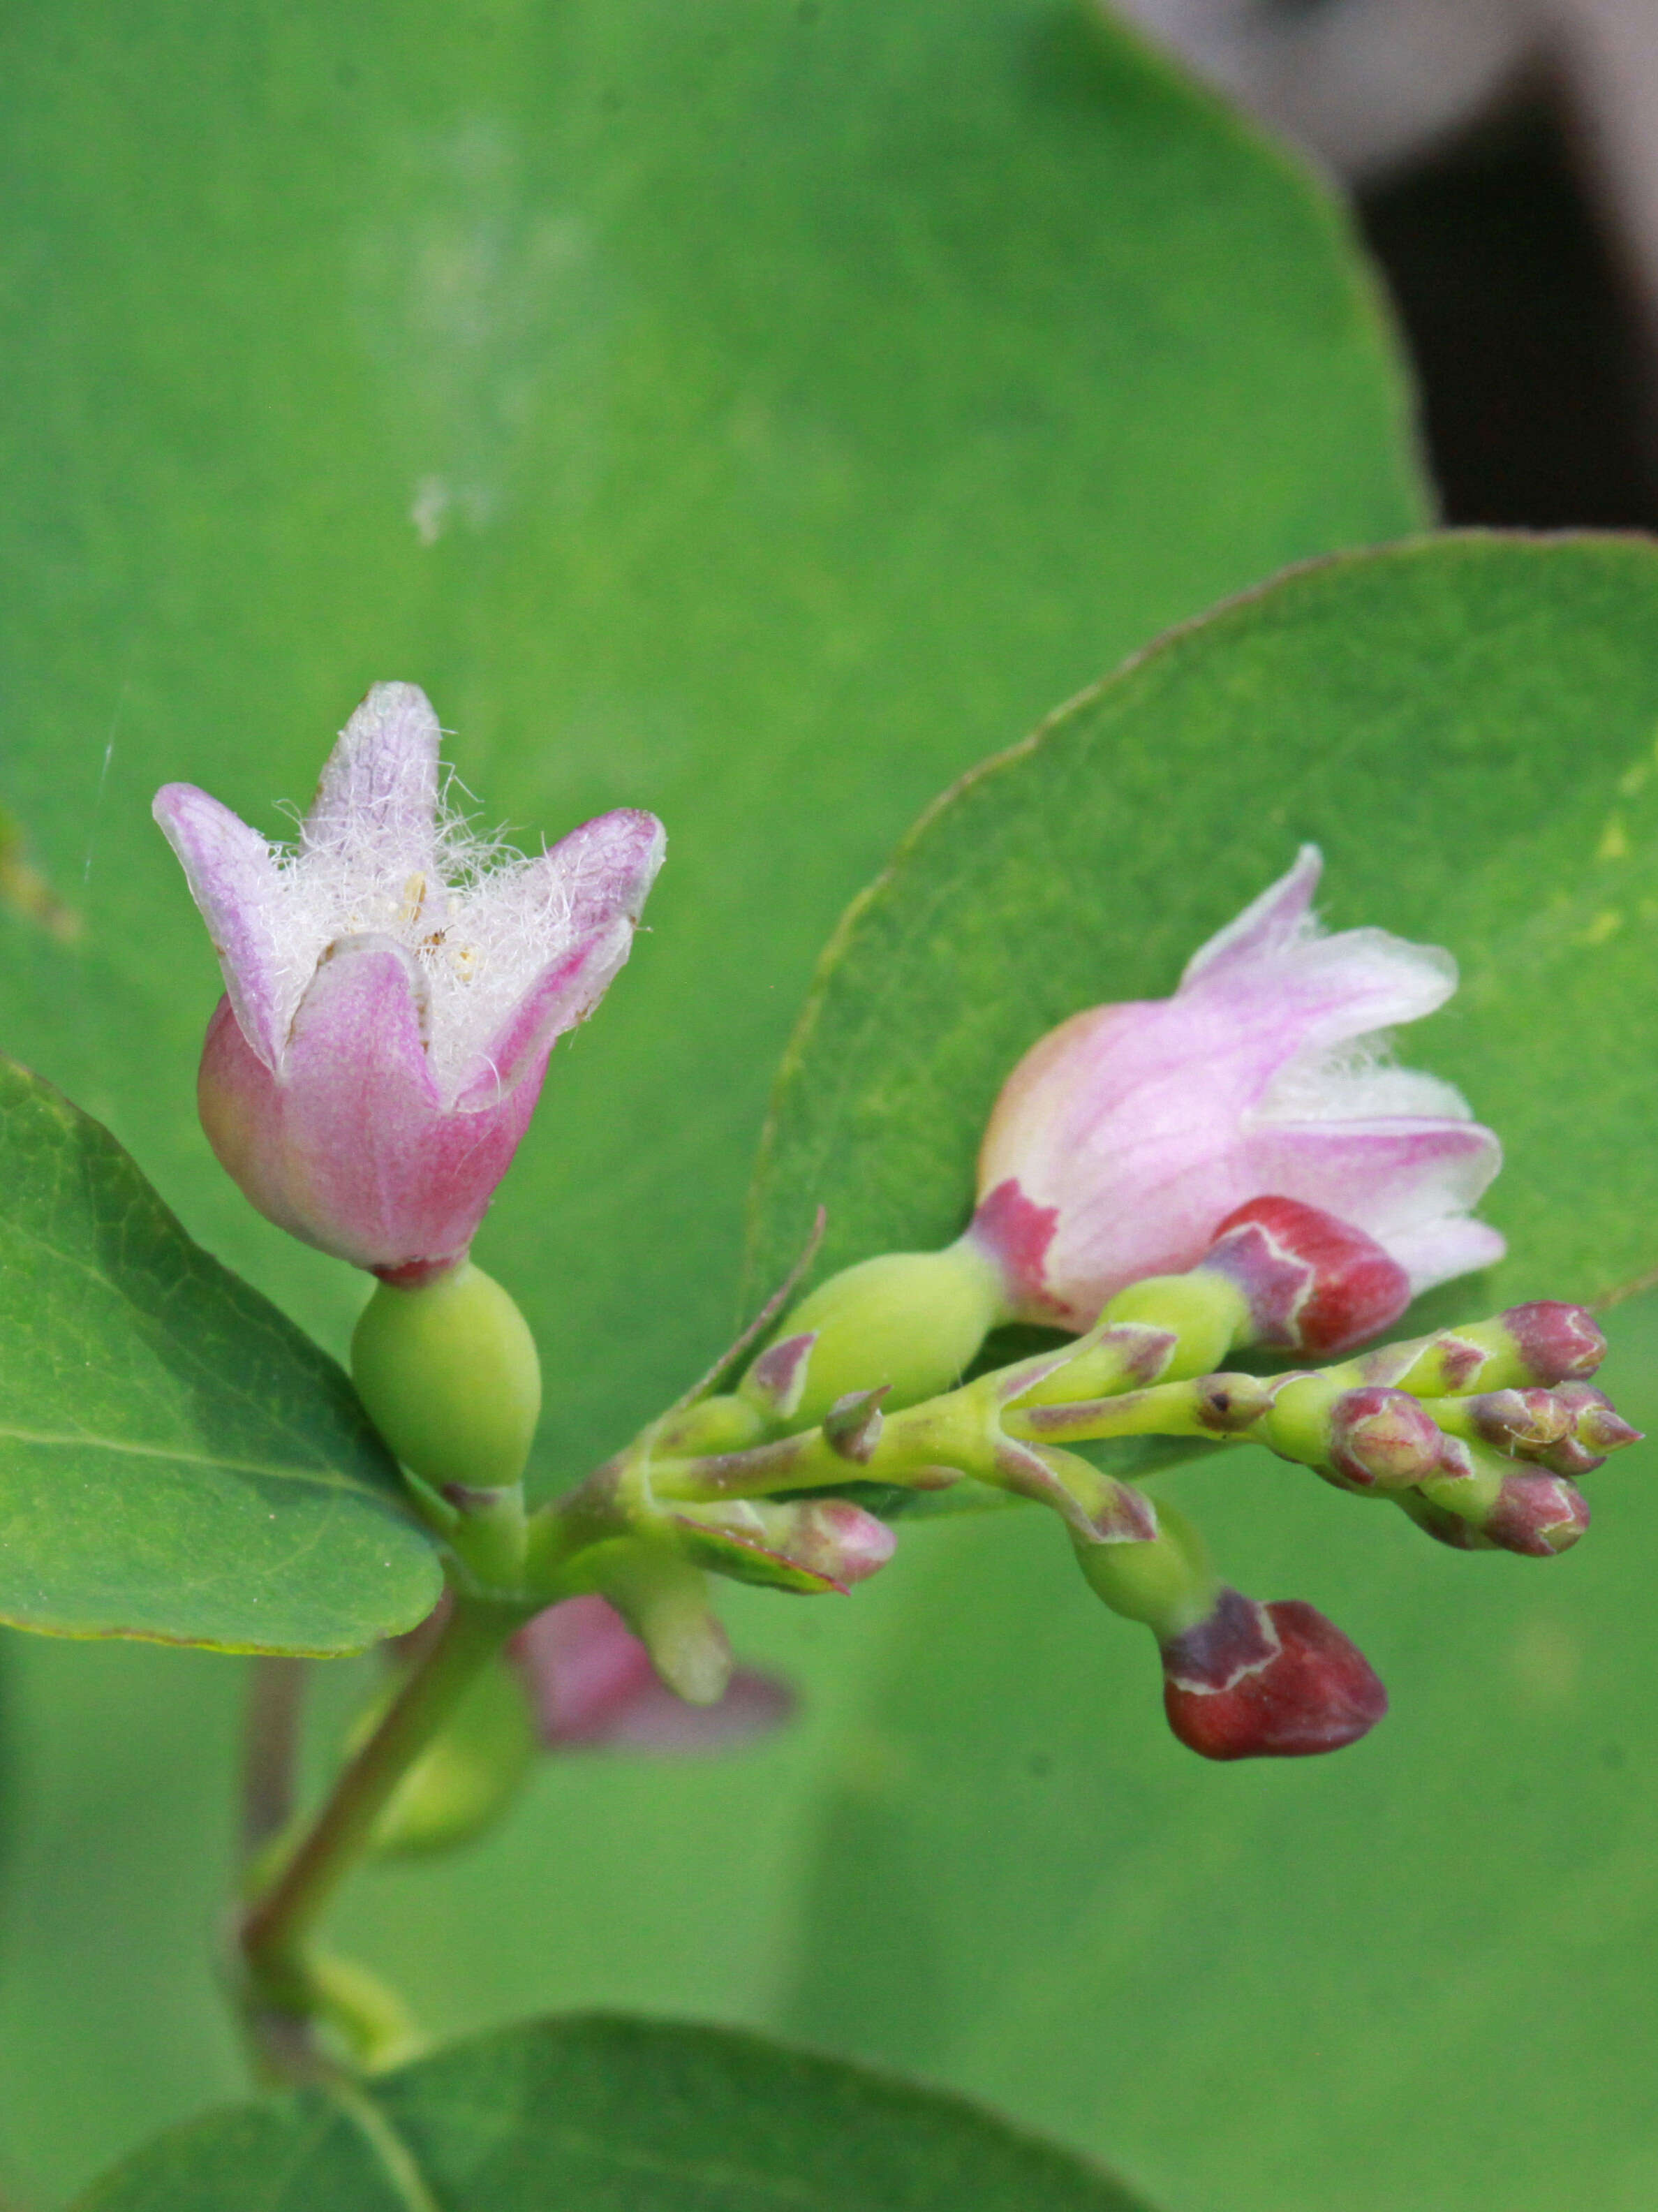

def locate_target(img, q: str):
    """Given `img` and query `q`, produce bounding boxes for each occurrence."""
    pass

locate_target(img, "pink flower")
[510,1595,795,1754]
[155,684,664,1277]
[971,846,1503,1329]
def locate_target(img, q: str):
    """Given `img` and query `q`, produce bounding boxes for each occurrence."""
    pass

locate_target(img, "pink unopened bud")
[156,684,665,1276]
[1327,1386,1444,1489]
[1405,1474,1591,1556]
[1488,1475,1592,1556]
[1535,1382,1644,1473]
[969,846,1502,1329]
[1202,1197,1413,1355]
[1458,1388,1574,1456]
[1159,1588,1388,1760]
[669,1497,897,1593]
[510,1597,794,1753]
[1501,1303,1606,1387]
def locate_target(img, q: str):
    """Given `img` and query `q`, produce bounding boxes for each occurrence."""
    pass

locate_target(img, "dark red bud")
[1328,1387,1444,1489]
[1502,1302,1606,1386]
[1204,1197,1412,1357]
[1160,1588,1388,1760]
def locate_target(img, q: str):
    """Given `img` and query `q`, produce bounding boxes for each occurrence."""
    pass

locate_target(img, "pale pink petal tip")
[1181,843,1323,985]
[304,682,443,856]
[152,782,287,1066]
[510,1596,796,1755]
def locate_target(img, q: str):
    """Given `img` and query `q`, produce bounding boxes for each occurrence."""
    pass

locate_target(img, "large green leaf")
[75,2014,1154,2212]
[0,0,1426,2194]
[750,534,1658,1304]
[745,534,1658,2212]
[0,1059,440,1652]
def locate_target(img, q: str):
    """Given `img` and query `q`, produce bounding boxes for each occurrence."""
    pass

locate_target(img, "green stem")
[239,1592,525,1994]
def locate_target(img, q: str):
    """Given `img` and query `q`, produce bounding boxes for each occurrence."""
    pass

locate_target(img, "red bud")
[1203,1197,1413,1357]
[1160,1588,1388,1760]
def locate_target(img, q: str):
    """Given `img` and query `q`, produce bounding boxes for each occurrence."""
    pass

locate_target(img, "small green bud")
[369,1656,538,1858]
[1258,1373,1345,1468]
[600,1542,732,1706]
[742,1243,1002,1430]
[352,1262,541,1490]
[1073,1499,1217,1639]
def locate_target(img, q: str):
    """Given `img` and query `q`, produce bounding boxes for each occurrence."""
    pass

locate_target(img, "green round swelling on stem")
[367,1653,538,1859]
[1072,1498,1217,1639]
[351,1262,541,1489]
[598,1540,731,1706]
[1104,1271,1247,1378]
[746,1241,1004,1429]
[1259,1372,1345,1467]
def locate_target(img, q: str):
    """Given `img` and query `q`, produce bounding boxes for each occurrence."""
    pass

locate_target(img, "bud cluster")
[577,1202,1638,1766]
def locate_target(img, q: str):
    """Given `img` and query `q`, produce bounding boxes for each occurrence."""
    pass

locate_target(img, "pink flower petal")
[301,681,443,875]
[152,783,287,1066]
[510,1596,795,1755]
[199,934,542,1271]
[1379,1214,1507,1295]
[1240,1116,1503,1285]
[452,807,665,1108]
[1180,843,1323,985]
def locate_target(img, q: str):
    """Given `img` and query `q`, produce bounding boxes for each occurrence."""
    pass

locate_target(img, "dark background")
[1363,99,1658,530]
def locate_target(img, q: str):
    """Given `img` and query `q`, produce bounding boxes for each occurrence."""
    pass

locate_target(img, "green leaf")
[744,535,1658,2211]
[0,0,1426,2190]
[0,1059,441,1652]
[750,533,1658,1306]
[74,2014,1155,2212]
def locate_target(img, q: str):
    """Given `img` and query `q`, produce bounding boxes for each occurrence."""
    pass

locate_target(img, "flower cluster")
[160,714,1641,1774]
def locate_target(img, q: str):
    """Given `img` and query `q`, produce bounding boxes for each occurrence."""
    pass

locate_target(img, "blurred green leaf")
[750,535,1658,1306]
[0,0,1426,2194]
[75,2014,1156,2212]
[0,1059,441,1652]
[0,0,1423,1466]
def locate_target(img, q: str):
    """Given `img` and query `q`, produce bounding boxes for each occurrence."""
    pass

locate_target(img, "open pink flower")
[510,1595,794,1754]
[971,846,1503,1329]
[155,684,664,1277]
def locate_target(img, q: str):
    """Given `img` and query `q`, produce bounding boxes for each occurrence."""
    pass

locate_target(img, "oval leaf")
[0,1059,441,1651]
[749,534,1658,1311]
[74,2013,1156,2212]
